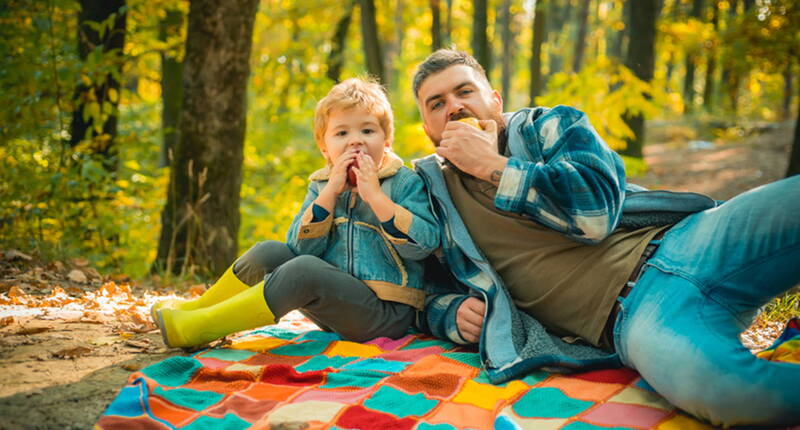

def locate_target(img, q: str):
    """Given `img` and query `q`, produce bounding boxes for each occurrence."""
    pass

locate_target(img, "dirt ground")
[0,119,796,430]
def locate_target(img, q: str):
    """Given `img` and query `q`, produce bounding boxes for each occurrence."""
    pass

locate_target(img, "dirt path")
[0,120,795,430]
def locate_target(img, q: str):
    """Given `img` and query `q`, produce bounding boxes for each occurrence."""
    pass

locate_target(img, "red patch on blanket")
[260,364,325,386]
[571,368,639,384]
[336,405,416,430]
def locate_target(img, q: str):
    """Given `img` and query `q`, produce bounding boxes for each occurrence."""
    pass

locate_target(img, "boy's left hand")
[353,152,382,202]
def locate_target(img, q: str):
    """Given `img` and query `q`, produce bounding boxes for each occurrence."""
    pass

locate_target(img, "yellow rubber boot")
[155,280,275,349]
[150,264,251,322]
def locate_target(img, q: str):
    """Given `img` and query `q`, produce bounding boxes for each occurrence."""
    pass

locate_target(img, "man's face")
[416,64,504,145]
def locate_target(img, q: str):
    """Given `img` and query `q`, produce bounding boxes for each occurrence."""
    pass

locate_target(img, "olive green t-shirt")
[443,167,665,346]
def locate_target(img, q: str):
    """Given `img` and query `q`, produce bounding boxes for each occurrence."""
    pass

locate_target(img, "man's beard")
[440,110,507,178]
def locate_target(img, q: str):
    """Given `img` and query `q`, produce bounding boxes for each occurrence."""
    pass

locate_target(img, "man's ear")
[422,122,433,141]
[492,89,503,113]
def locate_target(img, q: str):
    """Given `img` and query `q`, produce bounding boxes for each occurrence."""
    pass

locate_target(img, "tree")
[69,0,127,173]
[359,0,385,83]
[683,0,704,113]
[529,0,547,104]
[621,0,662,158]
[608,0,629,62]
[431,0,443,52]
[158,8,184,168]
[326,0,356,83]
[572,0,591,73]
[472,0,491,74]
[154,0,259,277]
[499,0,514,104]
[703,1,719,111]
[788,82,800,177]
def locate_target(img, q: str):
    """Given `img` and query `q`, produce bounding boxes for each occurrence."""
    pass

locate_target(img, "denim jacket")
[414,106,717,383]
[287,153,440,310]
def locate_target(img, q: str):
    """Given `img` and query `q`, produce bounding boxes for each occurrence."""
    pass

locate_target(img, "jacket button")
[303,228,310,233]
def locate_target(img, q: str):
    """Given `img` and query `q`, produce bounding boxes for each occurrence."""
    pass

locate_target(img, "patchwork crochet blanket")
[96,317,800,430]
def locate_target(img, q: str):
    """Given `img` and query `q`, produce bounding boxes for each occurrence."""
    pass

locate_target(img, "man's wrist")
[483,155,508,185]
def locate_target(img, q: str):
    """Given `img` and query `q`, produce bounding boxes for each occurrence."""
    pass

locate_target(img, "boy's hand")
[355,152,394,222]
[324,150,358,195]
[317,150,357,212]
[354,152,381,201]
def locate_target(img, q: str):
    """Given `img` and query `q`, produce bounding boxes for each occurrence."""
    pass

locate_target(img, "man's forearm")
[480,154,508,185]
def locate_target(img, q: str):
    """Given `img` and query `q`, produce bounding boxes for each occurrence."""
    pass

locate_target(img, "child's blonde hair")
[314,78,394,151]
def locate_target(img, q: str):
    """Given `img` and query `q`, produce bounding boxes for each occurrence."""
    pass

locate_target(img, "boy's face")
[322,107,390,166]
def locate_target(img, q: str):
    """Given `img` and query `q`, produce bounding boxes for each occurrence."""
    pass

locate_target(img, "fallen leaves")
[1,316,15,327]
[2,250,33,262]
[14,326,53,336]
[53,346,93,359]
[67,269,88,284]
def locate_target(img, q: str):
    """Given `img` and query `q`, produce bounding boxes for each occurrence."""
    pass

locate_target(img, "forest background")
[1,0,799,283]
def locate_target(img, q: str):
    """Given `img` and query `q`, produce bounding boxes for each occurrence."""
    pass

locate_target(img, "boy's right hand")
[326,149,359,195]
[318,150,358,211]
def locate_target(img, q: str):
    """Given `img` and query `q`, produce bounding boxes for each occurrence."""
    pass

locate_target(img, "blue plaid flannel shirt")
[414,106,717,383]
[414,106,629,383]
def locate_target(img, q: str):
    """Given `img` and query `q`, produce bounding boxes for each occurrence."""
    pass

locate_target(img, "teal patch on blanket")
[562,422,633,430]
[513,387,594,418]
[103,384,145,417]
[182,413,250,430]
[322,370,387,388]
[142,356,203,387]
[362,385,439,418]
[271,340,330,356]
[296,355,357,372]
[154,386,224,411]
[341,358,409,373]
[249,326,303,340]
[200,348,257,362]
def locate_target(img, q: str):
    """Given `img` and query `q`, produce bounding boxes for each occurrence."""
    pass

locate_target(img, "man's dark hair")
[412,49,489,99]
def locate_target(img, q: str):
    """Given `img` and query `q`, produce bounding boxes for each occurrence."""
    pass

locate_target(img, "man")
[412,49,800,427]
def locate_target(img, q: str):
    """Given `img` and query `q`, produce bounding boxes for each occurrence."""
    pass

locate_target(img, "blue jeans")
[613,175,800,427]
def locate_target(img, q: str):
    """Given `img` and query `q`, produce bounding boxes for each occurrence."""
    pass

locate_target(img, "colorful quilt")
[96,317,800,430]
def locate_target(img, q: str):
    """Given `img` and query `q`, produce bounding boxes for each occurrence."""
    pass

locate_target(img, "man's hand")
[437,119,508,183]
[456,297,485,343]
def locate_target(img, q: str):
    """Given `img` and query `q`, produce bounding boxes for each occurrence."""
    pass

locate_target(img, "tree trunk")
[572,0,591,73]
[154,0,259,277]
[683,0,704,113]
[444,0,453,45]
[359,0,385,83]
[608,0,629,62]
[326,0,356,83]
[529,0,547,104]
[703,1,718,111]
[431,0,443,52]
[69,0,127,173]
[787,80,800,177]
[384,0,404,90]
[471,0,491,75]
[159,9,184,168]
[719,1,738,114]
[547,0,568,75]
[499,0,514,104]
[621,0,661,158]
[783,69,793,121]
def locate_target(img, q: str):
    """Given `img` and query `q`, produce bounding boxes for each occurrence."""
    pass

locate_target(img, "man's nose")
[446,98,465,120]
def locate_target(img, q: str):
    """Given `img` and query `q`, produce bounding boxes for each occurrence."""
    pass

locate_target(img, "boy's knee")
[235,240,293,275]
[279,255,329,282]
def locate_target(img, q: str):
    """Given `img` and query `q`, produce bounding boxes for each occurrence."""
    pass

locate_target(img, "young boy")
[153,78,440,348]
